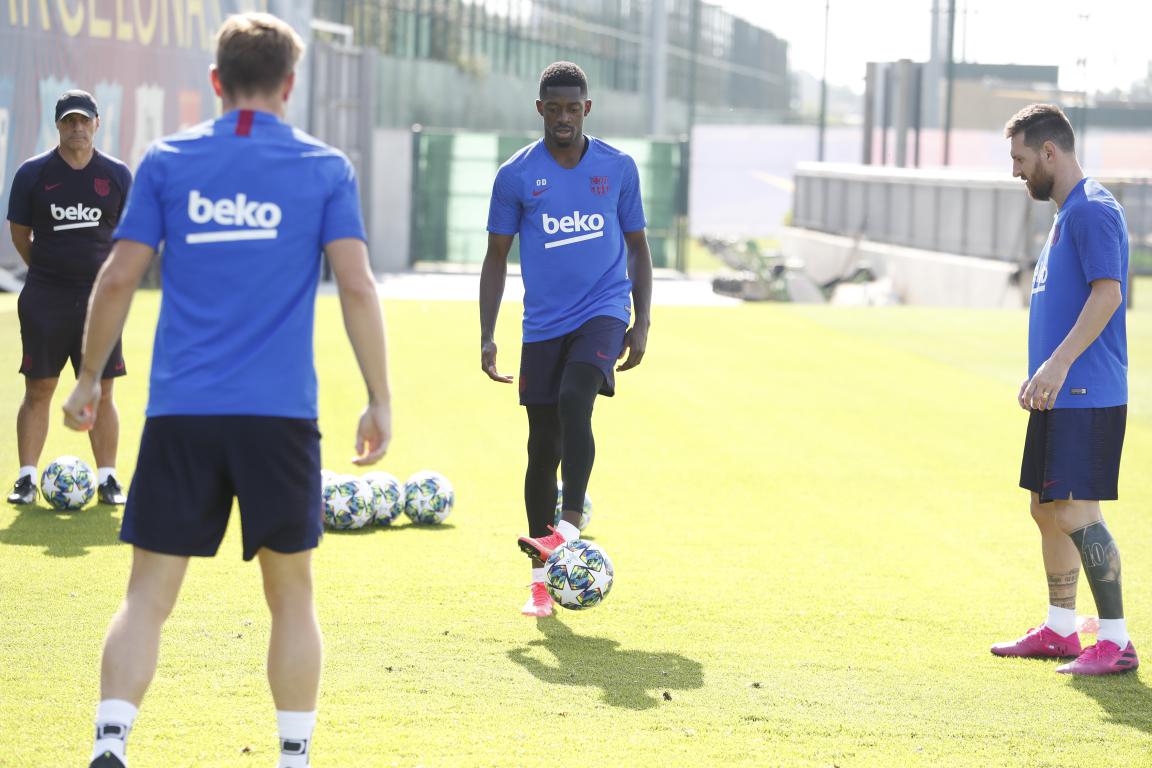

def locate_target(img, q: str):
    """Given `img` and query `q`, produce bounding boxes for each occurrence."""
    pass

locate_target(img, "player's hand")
[482,339,513,383]
[62,376,101,432]
[1017,379,1031,411]
[617,320,649,372]
[1020,358,1069,411]
[352,401,391,466]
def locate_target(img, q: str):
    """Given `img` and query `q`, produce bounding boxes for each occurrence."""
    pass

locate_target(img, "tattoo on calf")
[1046,568,1079,609]
[1069,521,1124,620]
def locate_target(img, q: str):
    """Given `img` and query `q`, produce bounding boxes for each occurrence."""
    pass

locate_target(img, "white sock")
[277,710,317,768]
[1044,605,1077,637]
[531,567,546,583]
[1097,618,1130,648]
[98,467,116,484]
[19,465,36,482]
[555,520,579,542]
[92,699,137,762]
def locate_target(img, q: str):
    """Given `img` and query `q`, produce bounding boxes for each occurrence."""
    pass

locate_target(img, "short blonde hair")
[215,13,305,98]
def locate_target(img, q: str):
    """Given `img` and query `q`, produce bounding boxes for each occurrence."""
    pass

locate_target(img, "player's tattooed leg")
[1069,522,1123,620]
[1047,568,1079,610]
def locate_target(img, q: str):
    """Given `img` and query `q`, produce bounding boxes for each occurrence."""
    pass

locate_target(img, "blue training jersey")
[6,148,132,287]
[1028,178,1128,408]
[487,136,646,342]
[114,110,367,418]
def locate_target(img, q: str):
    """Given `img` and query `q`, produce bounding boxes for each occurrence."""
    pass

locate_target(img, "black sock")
[557,362,601,514]
[525,405,561,538]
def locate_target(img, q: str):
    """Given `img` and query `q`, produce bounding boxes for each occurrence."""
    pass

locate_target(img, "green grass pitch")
[1,284,1150,767]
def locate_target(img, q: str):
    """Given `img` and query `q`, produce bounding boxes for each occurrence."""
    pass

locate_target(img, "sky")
[713,0,1152,95]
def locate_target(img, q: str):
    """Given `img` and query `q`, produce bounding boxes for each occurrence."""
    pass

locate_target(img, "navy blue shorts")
[18,280,126,380]
[519,316,628,406]
[121,416,322,560]
[1020,406,1126,503]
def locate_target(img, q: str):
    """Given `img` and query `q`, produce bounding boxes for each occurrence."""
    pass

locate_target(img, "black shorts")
[18,280,125,380]
[519,316,628,406]
[121,416,323,561]
[1020,406,1126,503]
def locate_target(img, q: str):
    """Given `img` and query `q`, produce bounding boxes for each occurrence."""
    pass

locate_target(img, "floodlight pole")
[943,0,956,166]
[817,0,830,161]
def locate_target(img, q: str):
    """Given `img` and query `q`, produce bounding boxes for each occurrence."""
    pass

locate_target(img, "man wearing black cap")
[6,90,133,506]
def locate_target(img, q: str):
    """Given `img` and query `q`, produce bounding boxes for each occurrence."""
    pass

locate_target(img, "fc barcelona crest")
[590,175,609,196]
[94,178,110,197]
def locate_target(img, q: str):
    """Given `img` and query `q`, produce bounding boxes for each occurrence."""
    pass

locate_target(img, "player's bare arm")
[480,232,515,383]
[62,239,154,431]
[1020,278,1123,411]
[617,228,652,372]
[327,236,392,465]
[9,222,33,266]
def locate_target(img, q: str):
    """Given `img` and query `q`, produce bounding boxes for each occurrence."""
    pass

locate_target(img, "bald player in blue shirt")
[480,61,654,618]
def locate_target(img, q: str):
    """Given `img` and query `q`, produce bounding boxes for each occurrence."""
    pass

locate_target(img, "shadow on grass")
[0,502,122,557]
[506,617,703,710]
[1070,673,1152,733]
[324,521,458,536]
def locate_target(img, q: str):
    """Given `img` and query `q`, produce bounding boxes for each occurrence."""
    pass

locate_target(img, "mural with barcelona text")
[0,0,313,269]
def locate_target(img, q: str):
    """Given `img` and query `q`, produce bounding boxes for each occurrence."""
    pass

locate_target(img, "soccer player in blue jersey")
[6,90,132,506]
[480,61,653,617]
[991,104,1137,675]
[61,14,392,767]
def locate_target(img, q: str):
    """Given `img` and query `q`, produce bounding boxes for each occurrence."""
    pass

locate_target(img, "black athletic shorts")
[121,416,323,560]
[1020,405,1126,503]
[17,280,125,380]
[518,316,628,406]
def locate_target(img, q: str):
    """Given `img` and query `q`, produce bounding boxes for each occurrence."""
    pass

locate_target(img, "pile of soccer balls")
[321,469,454,530]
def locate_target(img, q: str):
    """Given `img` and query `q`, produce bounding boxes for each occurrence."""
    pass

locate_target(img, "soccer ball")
[41,456,96,511]
[362,471,403,525]
[553,481,592,531]
[403,470,454,524]
[322,475,374,530]
[545,540,614,610]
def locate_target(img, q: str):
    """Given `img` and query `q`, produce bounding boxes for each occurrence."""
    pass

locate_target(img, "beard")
[1025,173,1054,201]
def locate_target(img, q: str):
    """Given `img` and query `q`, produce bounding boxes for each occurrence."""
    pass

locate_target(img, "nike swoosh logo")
[1043,480,1059,488]
[45,183,63,191]
[595,351,611,360]
[532,188,549,196]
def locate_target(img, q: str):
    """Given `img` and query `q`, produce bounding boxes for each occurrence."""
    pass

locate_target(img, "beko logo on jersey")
[51,203,102,231]
[185,190,282,244]
[541,211,605,249]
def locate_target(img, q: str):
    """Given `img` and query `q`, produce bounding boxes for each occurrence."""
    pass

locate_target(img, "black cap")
[55,90,98,122]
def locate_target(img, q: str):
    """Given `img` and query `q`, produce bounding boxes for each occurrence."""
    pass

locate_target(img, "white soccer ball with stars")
[41,456,96,511]
[362,471,403,525]
[553,481,592,531]
[403,470,454,524]
[322,475,374,530]
[545,540,614,610]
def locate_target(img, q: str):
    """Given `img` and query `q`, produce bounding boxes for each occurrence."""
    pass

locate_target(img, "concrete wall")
[368,128,413,273]
[780,226,1025,309]
[374,56,655,136]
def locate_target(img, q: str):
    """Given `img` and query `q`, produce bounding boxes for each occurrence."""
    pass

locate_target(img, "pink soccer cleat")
[990,626,1081,659]
[520,582,554,617]
[517,525,568,561]
[1056,640,1139,675]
